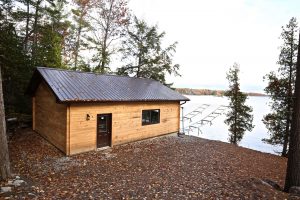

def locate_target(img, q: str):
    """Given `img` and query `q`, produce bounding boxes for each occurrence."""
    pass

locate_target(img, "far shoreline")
[175,88,268,97]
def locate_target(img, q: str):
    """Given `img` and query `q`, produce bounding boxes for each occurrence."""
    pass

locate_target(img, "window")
[142,109,160,125]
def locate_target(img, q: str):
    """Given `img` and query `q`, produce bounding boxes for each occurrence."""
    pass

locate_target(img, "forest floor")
[0,129,298,199]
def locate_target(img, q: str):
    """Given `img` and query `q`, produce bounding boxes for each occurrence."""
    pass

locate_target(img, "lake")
[181,95,282,155]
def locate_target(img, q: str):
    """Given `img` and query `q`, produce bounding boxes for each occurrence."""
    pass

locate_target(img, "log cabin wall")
[34,81,67,153]
[69,101,180,155]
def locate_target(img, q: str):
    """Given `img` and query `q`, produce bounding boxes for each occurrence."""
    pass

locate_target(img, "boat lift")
[182,104,210,122]
[180,104,210,134]
[187,105,228,135]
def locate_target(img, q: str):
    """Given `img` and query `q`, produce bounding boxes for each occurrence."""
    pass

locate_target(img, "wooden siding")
[66,105,70,155]
[69,102,180,154]
[34,81,67,153]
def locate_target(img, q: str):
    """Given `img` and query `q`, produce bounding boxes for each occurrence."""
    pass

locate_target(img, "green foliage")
[35,0,70,68]
[117,16,180,85]
[0,13,33,114]
[34,25,63,68]
[263,17,298,156]
[0,0,70,116]
[224,63,254,145]
[67,0,92,71]
[0,0,180,116]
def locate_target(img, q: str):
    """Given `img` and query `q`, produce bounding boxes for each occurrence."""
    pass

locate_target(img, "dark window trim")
[142,109,160,126]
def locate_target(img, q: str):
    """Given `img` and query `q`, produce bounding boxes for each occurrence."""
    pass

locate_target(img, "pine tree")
[117,16,180,85]
[224,63,254,144]
[67,0,92,70]
[34,25,63,67]
[284,28,300,193]
[0,0,33,114]
[263,17,298,156]
[34,0,70,68]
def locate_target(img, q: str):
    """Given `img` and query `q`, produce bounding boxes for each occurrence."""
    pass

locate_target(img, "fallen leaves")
[0,129,294,199]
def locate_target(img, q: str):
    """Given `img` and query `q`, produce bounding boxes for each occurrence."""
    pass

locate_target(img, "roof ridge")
[36,66,154,81]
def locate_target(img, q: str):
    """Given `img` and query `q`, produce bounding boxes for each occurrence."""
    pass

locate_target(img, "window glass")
[99,116,107,132]
[142,109,160,125]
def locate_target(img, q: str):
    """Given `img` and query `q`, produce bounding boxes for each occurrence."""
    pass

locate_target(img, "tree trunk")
[24,0,30,52]
[0,66,11,181]
[32,0,41,64]
[233,76,238,145]
[282,41,295,157]
[74,25,82,70]
[100,42,107,74]
[282,119,290,157]
[136,54,142,78]
[284,31,300,192]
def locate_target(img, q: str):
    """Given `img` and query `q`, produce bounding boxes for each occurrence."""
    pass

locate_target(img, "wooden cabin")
[26,67,189,155]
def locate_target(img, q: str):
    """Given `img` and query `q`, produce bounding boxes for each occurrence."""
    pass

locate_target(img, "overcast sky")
[128,0,300,92]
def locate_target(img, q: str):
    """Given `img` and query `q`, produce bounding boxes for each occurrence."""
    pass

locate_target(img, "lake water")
[181,95,282,155]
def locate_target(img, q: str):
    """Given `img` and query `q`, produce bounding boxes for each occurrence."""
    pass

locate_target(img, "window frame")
[141,109,160,126]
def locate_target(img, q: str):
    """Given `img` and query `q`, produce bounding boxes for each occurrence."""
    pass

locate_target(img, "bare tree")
[87,0,129,73]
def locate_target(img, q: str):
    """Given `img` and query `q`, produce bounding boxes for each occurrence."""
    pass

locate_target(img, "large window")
[142,109,160,125]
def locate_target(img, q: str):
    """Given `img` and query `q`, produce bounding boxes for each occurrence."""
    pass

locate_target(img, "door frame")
[96,113,112,148]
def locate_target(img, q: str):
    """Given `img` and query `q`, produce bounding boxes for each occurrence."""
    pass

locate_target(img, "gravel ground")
[0,129,295,199]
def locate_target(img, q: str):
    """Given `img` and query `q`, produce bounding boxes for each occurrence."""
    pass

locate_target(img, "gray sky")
[129,0,300,92]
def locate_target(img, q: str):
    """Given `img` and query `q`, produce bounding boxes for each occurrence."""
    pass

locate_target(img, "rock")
[261,179,282,191]
[1,186,12,193]
[15,176,20,180]
[104,153,116,159]
[7,180,13,185]
[289,186,300,197]
[12,179,25,187]
[133,148,141,153]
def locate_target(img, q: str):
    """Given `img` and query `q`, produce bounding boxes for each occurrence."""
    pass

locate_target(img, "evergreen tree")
[67,0,92,70]
[117,16,180,85]
[224,63,254,144]
[263,17,298,156]
[22,0,53,62]
[0,0,33,114]
[284,29,300,192]
[34,0,69,68]
[34,24,63,67]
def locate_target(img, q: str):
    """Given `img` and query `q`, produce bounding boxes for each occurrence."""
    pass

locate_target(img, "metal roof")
[27,67,190,103]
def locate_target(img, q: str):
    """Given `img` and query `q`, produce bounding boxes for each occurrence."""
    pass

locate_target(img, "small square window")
[142,109,160,125]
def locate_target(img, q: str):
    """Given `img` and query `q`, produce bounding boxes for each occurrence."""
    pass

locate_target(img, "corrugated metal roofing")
[27,67,190,103]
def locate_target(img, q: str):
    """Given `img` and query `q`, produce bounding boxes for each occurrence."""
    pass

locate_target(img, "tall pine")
[224,63,254,144]
[263,17,298,156]
[117,16,180,85]
[67,0,92,70]
[284,27,300,193]
[0,0,33,114]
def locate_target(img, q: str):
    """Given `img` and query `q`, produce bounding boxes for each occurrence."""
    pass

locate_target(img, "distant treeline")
[175,88,267,97]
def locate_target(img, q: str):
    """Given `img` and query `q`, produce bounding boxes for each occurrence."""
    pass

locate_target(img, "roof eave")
[57,99,190,104]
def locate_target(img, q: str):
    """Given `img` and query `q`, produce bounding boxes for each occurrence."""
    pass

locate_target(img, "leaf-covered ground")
[0,129,294,199]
